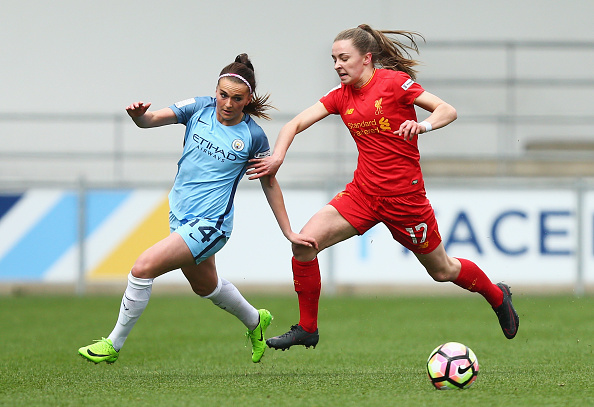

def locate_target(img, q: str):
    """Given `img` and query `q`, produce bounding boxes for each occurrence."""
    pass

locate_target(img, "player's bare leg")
[415,244,519,339]
[267,205,357,350]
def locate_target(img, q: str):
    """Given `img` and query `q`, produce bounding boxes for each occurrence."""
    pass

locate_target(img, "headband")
[218,73,253,94]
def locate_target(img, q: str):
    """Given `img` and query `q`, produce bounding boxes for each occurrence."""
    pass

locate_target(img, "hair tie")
[218,73,253,94]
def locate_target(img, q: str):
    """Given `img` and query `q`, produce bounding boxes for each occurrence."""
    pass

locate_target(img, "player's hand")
[246,155,283,181]
[286,232,319,250]
[394,120,424,141]
[125,101,151,118]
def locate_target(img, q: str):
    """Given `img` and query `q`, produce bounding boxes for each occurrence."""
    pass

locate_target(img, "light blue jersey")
[168,96,270,234]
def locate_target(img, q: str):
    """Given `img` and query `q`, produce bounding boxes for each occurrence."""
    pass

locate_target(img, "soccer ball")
[426,342,479,390]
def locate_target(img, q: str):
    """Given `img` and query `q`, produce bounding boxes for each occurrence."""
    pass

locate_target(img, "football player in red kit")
[247,24,519,350]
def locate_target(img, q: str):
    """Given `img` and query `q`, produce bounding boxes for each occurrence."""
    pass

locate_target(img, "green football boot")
[246,309,273,363]
[78,337,119,364]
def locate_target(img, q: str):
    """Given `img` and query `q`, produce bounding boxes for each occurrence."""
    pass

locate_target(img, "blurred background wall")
[1,0,593,294]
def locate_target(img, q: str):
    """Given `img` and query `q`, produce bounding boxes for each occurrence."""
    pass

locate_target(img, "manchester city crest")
[232,139,245,152]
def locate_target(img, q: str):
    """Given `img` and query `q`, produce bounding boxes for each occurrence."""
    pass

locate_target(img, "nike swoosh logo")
[457,364,473,375]
[258,327,263,341]
[87,350,111,357]
[189,233,199,243]
[123,294,132,311]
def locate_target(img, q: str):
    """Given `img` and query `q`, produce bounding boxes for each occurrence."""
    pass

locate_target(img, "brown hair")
[334,24,425,80]
[218,53,274,120]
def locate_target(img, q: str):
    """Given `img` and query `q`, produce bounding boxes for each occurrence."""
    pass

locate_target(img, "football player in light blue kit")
[78,54,317,364]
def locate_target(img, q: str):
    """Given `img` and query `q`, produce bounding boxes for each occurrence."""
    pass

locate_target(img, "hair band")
[218,73,253,94]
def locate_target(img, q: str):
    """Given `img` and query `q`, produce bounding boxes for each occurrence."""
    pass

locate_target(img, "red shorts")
[329,182,441,254]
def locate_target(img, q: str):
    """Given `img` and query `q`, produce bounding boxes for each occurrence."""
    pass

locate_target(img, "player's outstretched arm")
[247,102,330,181]
[125,101,178,128]
[259,175,318,249]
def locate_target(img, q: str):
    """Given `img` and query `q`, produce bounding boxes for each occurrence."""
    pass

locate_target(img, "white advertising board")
[197,186,589,288]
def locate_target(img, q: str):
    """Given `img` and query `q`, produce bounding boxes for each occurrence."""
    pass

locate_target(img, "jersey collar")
[354,69,376,91]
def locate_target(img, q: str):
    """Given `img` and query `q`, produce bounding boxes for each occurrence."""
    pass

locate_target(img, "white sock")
[107,272,153,351]
[202,277,259,330]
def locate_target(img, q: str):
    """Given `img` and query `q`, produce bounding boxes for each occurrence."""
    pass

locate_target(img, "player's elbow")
[281,120,300,136]
[446,104,457,123]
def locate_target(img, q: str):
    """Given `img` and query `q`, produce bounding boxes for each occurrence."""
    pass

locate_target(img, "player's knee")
[130,257,155,280]
[291,242,318,262]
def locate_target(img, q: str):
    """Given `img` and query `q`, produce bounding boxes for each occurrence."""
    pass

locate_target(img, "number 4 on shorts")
[197,226,217,243]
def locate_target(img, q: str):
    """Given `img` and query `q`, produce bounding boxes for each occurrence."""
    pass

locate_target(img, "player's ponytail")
[335,24,424,80]
[235,53,254,72]
[219,54,275,120]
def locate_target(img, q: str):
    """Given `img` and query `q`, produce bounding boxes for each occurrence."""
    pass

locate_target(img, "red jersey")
[320,69,425,196]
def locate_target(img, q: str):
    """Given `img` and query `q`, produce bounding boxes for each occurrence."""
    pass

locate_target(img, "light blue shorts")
[169,212,230,264]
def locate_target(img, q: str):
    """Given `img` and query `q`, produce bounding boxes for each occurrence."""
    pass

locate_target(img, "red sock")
[453,258,503,308]
[292,256,321,333]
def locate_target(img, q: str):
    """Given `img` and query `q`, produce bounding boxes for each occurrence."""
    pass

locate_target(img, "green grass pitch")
[1,292,592,406]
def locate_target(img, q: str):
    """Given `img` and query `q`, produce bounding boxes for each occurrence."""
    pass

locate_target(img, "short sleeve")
[394,72,424,104]
[169,96,212,125]
[245,118,271,159]
[319,85,342,115]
